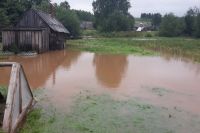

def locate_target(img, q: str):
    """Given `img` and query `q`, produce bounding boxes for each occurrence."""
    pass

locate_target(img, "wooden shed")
[2,9,70,53]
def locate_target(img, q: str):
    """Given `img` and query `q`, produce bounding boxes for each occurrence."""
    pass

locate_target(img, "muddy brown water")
[0,50,200,115]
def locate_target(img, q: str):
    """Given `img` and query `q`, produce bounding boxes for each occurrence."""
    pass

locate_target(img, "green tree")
[184,8,196,36]
[56,7,80,38]
[101,11,134,32]
[0,9,9,29]
[33,0,51,13]
[60,1,70,10]
[194,13,200,38]
[159,13,185,37]
[92,0,134,32]
[73,10,94,22]
[152,13,162,29]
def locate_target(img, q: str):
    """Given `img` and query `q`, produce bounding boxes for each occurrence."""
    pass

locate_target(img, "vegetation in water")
[68,37,200,61]
[20,91,200,133]
[0,86,7,98]
[68,38,155,55]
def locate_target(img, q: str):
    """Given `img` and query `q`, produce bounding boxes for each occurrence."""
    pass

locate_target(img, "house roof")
[33,9,70,34]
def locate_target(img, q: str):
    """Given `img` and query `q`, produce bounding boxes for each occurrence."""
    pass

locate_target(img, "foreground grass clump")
[0,86,7,98]
[68,37,200,61]
[20,108,57,133]
[20,92,200,133]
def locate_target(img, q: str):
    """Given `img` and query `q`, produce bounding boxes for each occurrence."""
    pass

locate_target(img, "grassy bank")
[68,37,200,61]
[81,30,157,38]
[20,91,200,133]
[68,38,155,55]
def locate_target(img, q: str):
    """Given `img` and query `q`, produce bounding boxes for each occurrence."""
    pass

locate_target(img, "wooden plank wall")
[41,29,49,53]
[49,32,65,50]
[18,30,42,52]
[16,10,47,28]
[2,29,50,53]
[2,31,15,50]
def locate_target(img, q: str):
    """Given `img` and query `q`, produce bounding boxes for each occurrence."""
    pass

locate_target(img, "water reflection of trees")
[0,50,81,88]
[93,54,128,89]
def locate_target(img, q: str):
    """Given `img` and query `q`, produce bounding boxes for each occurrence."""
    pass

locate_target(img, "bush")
[99,11,134,32]
[145,32,153,37]
[159,13,185,37]
[56,7,80,38]
[194,13,200,38]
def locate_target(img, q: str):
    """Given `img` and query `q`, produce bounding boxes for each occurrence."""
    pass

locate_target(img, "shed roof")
[33,9,70,34]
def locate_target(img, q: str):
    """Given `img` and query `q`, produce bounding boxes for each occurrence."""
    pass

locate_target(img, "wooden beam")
[0,62,34,133]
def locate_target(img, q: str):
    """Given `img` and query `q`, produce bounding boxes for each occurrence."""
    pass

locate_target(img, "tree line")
[0,0,199,38]
[159,7,200,38]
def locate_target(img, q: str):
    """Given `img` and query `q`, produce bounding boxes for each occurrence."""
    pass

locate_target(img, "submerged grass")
[68,38,155,55]
[68,37,200,61]
[20,91,200,133]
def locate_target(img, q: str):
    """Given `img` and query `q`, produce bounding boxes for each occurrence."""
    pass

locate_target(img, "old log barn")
[2,9,70,53]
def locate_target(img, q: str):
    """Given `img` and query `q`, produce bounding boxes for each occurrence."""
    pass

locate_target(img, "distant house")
[2,8,70,53]
[80,21,94,30]
[134,21,152,32]
[136,23,145,32]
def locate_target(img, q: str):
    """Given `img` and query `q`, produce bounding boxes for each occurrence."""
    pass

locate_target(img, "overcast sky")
[51,0,200,17]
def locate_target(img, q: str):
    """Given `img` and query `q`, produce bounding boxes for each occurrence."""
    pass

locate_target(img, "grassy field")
[81,30,157,38]
[68,37,200,62]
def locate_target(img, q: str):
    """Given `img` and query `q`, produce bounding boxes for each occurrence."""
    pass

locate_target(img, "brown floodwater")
[0,50,200,114]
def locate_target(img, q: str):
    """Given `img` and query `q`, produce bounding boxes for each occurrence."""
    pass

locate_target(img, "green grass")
[0,42,3,60]
[20,91,200,133]
[0,86,7,133]
[68,37,200,61]
[81,30,157,38]
[0,86,7,98]
[68,38,155,55]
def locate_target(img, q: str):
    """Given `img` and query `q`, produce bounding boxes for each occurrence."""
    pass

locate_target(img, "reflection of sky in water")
[0,50,200,113]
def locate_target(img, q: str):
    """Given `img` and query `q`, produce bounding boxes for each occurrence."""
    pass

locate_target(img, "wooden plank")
[3,63,19,132]
[38,32,42,53]
[0,62,34,133]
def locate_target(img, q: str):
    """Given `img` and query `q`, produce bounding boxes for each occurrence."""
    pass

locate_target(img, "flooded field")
[0,50,200,133]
